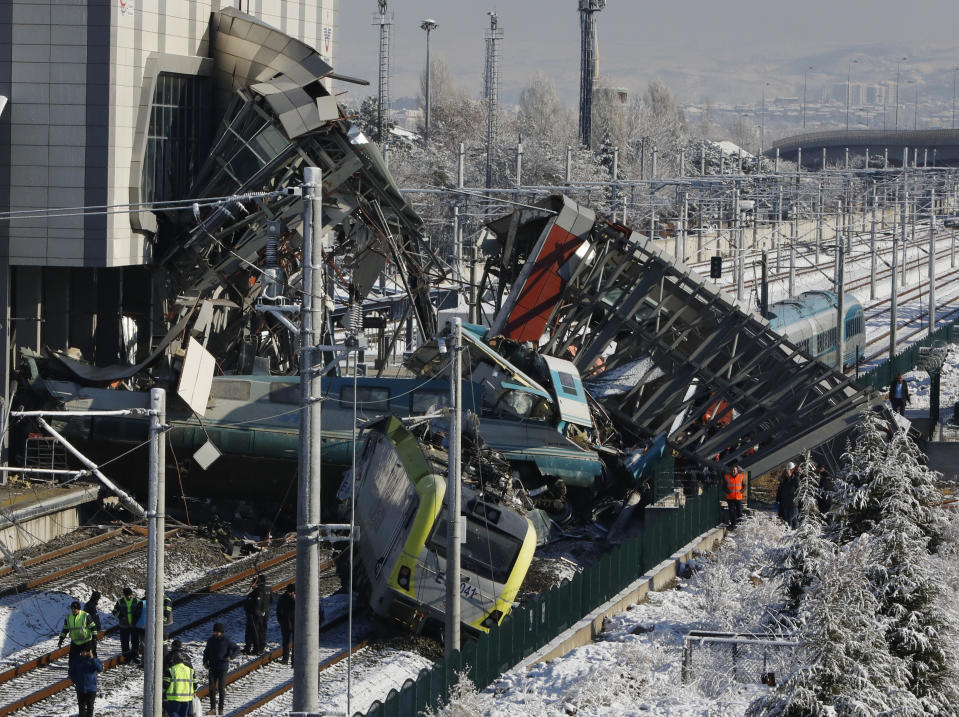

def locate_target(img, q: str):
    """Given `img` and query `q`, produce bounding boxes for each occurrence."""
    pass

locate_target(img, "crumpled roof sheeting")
[212,8,334,139]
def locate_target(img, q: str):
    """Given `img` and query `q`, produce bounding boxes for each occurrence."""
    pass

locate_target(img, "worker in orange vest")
[724,463,747,527]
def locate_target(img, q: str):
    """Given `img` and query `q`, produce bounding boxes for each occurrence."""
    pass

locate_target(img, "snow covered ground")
[430,516,787,716]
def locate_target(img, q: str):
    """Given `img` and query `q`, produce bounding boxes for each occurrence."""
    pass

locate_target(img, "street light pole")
[895,56,907,130]
[953,67,959,130]
[420,19,438,144]
[911,80,918,130]
[761,81,769,158]
[845,59,858,130]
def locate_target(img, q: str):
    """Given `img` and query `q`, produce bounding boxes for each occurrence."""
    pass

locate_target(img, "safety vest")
[724,471,745,501]
[64,611,94,645]
[119,596,138,625]
[165,662,195,702]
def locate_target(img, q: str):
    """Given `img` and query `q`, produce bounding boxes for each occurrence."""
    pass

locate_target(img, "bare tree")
[728,115,760,155]
[517,72,574,143]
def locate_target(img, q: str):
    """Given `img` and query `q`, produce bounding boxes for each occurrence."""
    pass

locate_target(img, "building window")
[143,72,211,204]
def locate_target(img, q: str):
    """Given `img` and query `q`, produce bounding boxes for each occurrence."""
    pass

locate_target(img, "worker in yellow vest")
[163,653,197,717]
[58,601,96,664]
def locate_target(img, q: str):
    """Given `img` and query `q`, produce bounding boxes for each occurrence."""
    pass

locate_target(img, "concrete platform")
[0,482,100,551]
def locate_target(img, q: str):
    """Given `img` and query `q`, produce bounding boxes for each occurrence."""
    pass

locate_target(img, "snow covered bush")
[687,513,786,632]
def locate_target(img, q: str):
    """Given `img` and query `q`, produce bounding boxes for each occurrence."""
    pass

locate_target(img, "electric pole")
[293,167,323,714]
[445,318,462,658]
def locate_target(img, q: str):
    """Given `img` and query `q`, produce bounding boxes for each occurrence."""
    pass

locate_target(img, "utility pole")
[929,187,936,335]
[143,388,166,717]
[445,318,463,658]
[293,166,323,714]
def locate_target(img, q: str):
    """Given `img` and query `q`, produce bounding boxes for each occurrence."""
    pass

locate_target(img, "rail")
[0,552,329,716]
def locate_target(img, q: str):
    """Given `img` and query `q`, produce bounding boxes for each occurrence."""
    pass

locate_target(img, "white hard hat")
[786,462,797,470]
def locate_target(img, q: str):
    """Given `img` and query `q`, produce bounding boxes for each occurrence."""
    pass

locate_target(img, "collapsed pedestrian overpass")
[482,195,881,476]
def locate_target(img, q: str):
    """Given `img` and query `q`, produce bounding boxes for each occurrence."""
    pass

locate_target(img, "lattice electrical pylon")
[372,0,392,142]
[484,11,503,188]
[578,0,605,148]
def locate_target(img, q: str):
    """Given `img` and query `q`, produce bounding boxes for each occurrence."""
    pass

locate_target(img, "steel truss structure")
[484,195,881,476]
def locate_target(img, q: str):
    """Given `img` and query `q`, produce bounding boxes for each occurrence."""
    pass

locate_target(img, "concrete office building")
[0,1,338,402]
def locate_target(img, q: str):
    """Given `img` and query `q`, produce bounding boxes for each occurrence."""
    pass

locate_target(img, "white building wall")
[4,0,338,268]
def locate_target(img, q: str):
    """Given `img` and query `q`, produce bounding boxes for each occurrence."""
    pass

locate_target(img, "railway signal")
[710,255,723,279]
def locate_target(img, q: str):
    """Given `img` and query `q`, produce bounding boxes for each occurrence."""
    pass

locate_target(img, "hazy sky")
[333,1,959,107]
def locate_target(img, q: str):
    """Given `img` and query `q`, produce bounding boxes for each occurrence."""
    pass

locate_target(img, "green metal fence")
[360,483,722,717]
[856,319,958,392]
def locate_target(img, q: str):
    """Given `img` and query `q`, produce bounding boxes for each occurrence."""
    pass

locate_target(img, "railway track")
[0,526,175,599]
[226,640,369,716]
[857,304,959,369]
[0,546,334,716]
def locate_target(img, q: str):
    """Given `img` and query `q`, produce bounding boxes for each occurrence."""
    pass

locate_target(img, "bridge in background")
[772,129,959,168]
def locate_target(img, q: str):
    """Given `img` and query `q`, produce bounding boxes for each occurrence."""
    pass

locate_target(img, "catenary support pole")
[775,185,783,273]
[293,166,323,715]
[34,417,145,518]
[836,206,845,371]
[929,187,936,335]
[445,318,463,658]
[870,182,878,300]
[735,188,743,300]
[681,192,688,262]
[816,182,823,263]
[143,388,166,717]
[890,197,902,364]
[789,209,797,297]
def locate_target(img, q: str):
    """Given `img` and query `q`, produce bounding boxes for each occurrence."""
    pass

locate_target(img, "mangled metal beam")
[483,195,881,477]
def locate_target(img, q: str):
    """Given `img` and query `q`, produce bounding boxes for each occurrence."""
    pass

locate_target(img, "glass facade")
[143,72,212,204]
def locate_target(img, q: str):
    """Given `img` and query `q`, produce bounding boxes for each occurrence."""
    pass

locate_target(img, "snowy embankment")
[432,413,959,716]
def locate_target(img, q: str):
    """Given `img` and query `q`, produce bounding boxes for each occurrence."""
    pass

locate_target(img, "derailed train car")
[340,416,536,636]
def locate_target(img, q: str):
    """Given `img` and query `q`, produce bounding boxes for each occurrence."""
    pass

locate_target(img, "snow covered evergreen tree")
[830,410,946,551]
[863,440,959,713]
[778,453,835,616]
[747,539,923,717]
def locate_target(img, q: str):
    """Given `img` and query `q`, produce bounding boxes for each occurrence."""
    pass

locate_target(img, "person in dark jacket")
[776,462,800,529]
[890,374,911,415]
[112,586,143,662]
[203,622,239,715]
[67,646,103,717]
[82,591,102,657]
[243,575,271,654]
[816,463,835,515]
[276,584,295,665]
